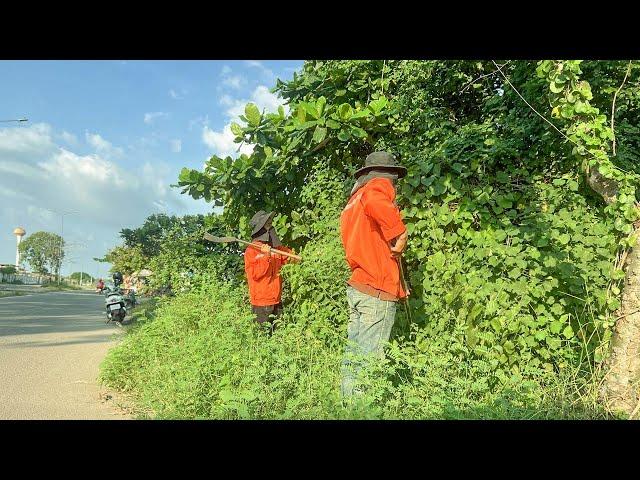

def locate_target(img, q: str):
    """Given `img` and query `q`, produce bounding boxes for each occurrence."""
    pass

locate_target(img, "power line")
[491,60,628,174]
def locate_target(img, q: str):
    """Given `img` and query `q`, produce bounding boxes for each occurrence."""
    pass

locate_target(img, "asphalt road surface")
[0,291,130,419]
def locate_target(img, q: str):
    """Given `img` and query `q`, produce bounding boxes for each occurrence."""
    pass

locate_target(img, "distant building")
[13,227,26,267]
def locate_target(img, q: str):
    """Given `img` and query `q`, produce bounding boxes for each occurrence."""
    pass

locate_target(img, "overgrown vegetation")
[68,272,95,284]
[18,231,65,275]
[101,60,640,419]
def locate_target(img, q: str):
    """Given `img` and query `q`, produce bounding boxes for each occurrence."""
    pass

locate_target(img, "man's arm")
[362,178,408,256]
[390,229,408,258]
[244,246,272,280]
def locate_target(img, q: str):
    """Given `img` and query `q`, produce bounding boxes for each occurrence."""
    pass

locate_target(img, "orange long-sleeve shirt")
[244,241,293,306]
[340,177,407,299]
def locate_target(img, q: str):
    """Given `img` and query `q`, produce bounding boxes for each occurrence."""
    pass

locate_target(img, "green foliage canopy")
[104,245,148,276]
[69,272,95,283]
[18,231,65,275]
[175,60,640,379]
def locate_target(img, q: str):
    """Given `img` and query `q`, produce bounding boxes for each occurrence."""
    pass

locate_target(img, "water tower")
[13,227,25,268]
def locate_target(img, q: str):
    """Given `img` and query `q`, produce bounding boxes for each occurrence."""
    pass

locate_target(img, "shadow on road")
[0,293,122,341]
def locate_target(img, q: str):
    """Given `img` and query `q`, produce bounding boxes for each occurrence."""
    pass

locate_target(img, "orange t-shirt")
[340,177,407,299]
[244,241,293,306]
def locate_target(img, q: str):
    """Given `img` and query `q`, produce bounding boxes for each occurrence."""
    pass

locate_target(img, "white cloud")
[225,101,247,120]
[0,123,56,157]
[218,65,248,91]
[169,88,187,100]
[251,85,287,113]
[219,95,234,107]
[222,75,246,90]
[188,115,209,131]
[144,112,169,124]
[85,131,123,157]
[0,123,190,237]
[203,85,288,159]
[202,124,254,158]
[0,185,35,202]
[245,60,275,81]
[86,132,110,150]
[170,139,182,153]
[220,84,289,121]
[60,131,78,146]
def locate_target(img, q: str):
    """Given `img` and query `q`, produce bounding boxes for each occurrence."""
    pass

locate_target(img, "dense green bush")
[100,275,610,419]
[101,60,640,418]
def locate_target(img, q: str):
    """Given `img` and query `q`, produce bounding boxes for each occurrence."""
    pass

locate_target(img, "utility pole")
[43,209,77,286]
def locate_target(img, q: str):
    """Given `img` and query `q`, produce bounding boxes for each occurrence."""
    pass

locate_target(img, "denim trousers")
[341,285,397,398]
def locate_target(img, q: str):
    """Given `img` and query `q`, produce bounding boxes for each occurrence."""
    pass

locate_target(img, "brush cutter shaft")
[235,238,302,261]
[203,233,302,261]
[397,257,412,325]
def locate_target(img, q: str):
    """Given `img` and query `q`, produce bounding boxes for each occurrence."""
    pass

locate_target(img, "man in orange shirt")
[340,151,408,398]
[244,210,297,332]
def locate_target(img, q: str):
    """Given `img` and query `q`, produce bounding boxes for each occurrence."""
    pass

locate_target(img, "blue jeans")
[341,286,397,398]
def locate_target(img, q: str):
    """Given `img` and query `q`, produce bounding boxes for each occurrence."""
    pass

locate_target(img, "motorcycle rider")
[113,272,123,288]
[96,278,105,293]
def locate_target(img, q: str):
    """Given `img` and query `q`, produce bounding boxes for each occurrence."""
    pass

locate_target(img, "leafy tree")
[104,245,148,276]
[0,265,16,275]
[175,60,640,404]
[69,272,94,283]
[119,214,208,257]
[103,212,235,292]
[96,60,640,419]
[18,231,65,275]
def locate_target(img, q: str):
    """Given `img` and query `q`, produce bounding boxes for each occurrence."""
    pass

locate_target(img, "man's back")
[340,177,406,299]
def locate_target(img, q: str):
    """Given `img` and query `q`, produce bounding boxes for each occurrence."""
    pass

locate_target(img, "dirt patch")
[99,386,151,420]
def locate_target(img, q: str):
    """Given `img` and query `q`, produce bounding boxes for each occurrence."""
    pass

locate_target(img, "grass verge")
[100,280,613,420]
[0,290,26,298]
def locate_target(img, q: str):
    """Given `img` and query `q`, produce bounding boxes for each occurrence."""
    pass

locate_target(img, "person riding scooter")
[96,278,105,294]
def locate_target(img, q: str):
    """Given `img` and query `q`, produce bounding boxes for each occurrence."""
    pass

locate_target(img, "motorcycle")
[104,274,127,324]
[104,286,126,324]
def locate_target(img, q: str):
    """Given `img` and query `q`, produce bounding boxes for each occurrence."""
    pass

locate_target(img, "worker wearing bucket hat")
[339,151,409,398]
[244,210,297,332]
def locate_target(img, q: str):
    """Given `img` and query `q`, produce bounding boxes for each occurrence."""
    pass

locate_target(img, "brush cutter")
[397,256,413,325]
[203,233,303,261]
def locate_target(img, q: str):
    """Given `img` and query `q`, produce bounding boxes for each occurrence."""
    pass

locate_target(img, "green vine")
[536,60,639,246]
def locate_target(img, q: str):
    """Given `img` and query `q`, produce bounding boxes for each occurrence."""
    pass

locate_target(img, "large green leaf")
[338,103,353,121]
[303,102,319,119]
[316,96,327,116]
[230,122,244,136]
[312,126,327,144]
[245,103,262,127]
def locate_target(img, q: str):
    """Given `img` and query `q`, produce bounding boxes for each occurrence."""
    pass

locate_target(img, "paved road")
[0,291,130,419]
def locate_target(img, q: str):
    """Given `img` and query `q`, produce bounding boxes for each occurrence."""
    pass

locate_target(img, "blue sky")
[0,60,303,278]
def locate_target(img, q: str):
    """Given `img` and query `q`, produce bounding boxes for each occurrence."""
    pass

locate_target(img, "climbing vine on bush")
[172,60,640,385]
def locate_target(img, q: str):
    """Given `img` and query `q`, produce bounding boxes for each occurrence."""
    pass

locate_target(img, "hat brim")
[250,211,276,236]
[354,164,407,179]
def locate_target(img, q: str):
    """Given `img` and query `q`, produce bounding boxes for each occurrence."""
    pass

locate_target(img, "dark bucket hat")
[354,151,407,179]
[250,210,276,236]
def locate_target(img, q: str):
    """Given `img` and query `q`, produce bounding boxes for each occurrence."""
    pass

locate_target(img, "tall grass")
[99,279,613,420]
